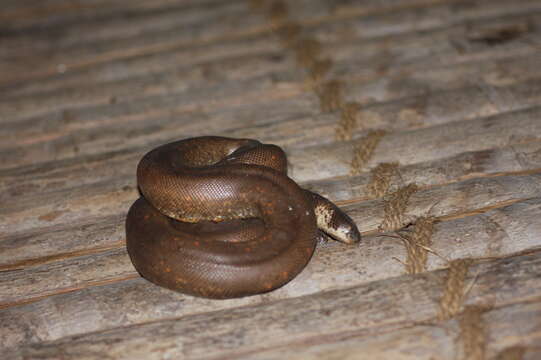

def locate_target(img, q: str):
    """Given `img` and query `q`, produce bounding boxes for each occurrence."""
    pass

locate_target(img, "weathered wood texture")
[6,253,541,359]
[2,197,541,351]
[3,173,541,308]
[1,0,541,358]
[3,1,541,167]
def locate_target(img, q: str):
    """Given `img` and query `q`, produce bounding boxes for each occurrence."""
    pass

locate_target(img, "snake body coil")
[126,137,360,299]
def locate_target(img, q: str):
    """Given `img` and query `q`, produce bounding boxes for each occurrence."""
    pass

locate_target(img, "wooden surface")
[1,0,541,358]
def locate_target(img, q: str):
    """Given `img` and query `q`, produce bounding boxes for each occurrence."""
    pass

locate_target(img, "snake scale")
[126,136,360,299]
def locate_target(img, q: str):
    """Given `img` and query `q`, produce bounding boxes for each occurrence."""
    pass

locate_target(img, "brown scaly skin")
[126,136,361,299]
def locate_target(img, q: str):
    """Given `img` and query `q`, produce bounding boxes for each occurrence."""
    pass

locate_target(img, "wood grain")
[232,301,541,360]
[2,0,541,357]
[1,194,540,349]
[6,251,541,359]
[2,143,540,268]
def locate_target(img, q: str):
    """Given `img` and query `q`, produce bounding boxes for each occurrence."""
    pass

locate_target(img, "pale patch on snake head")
[314,203,361,244]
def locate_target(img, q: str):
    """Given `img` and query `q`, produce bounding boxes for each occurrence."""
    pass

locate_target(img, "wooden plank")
[2,73,541,168]
[1,191,540,349]
[2,140,540,271]
[2,9,540,166]
[1,0,540,357]
[2,0,539,90]
[0,38,288,119]
[1,195,540,348]
[3,7,540,104]
[3,53,541,154]
[1,113,541,264]
[6,251,541,359]
[0,0,224,29]
[3,25,539,118]
[0,2,262,86]
[290,106,541,182]
[0,247,136,306]
[2,110,541,236]
[4,131,540,209]
[2,55,540,171]
[1,1,244,53]
[305,141,541,201]
[232,301,541,360]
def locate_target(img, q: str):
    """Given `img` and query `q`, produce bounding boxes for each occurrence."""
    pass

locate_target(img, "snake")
[126,136,360,299]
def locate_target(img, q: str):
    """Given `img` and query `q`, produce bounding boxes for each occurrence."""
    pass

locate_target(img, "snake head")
[334,219,362,244]
[310,191,361,245]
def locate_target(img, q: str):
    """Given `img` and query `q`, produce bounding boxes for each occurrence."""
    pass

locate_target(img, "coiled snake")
[126,137,360,299]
